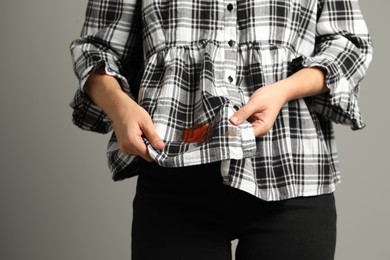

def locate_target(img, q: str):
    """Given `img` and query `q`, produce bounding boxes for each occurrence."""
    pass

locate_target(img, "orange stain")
[182,124,210,143]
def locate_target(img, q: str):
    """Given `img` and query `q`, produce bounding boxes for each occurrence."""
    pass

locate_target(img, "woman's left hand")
[229,84,287,137]
[229,67,327,137]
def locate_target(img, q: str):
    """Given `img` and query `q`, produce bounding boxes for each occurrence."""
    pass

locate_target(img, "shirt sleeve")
[302,0,373,130]
[69,0,143,133]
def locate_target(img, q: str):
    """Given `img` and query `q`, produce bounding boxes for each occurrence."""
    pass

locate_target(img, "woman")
[70,0,372,259]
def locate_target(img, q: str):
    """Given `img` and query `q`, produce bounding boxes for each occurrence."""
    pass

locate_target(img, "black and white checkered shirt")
[70,0,372,201]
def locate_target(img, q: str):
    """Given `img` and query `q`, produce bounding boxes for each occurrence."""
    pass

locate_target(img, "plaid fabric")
[70,0,372,201]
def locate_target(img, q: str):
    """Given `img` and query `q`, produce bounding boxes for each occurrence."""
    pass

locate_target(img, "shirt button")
[228,40,235,47]
[227,76,234,83]
[233,105,240,111]
[227,3,233,11]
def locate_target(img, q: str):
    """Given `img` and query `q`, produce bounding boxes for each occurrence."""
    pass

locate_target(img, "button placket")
[223,2,237,86]
[222,1,242,109]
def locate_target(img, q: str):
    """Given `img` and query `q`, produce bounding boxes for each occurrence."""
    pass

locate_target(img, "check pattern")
[70,0,372,201]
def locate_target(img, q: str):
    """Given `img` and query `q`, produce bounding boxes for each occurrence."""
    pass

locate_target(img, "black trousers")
[132,162,337,260]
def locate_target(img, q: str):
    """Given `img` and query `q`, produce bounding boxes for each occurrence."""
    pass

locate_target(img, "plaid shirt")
[70,0,372,201]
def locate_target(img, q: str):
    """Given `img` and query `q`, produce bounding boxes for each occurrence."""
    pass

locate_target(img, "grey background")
[0,0,388,259]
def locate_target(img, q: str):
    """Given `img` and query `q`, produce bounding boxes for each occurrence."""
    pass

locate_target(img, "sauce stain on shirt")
[224,127,238,139]
[182,123,211,144]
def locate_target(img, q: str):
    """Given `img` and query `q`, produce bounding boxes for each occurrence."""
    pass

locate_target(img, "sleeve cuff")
[70,58,133,134]
[302,56,365,130]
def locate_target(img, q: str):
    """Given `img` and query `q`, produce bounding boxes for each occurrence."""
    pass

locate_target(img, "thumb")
[229,104,253,126]
[141,120,166,150]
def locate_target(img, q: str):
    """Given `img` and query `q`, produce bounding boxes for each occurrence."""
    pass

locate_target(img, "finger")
[251,117,275,137]
[130,135,154,161]
[252,121,269,137]
[229,104,255,126]
[140,119,166,150]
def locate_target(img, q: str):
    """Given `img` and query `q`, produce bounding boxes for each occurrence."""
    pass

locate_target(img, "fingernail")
[230,116,238,124]
[153,140,165,148]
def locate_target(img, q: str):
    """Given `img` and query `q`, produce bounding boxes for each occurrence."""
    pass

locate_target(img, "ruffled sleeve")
[302,0,373,130]
[70,0,143,133]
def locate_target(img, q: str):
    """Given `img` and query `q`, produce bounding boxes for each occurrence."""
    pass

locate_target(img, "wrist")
[267,80,290,105]
[104,89,138,125]
[281,67,327,102]
[85,70,139,123]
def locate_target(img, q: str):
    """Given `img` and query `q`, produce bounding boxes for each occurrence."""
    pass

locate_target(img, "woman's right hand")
[85,68,165,162]
[111,96,165,161]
